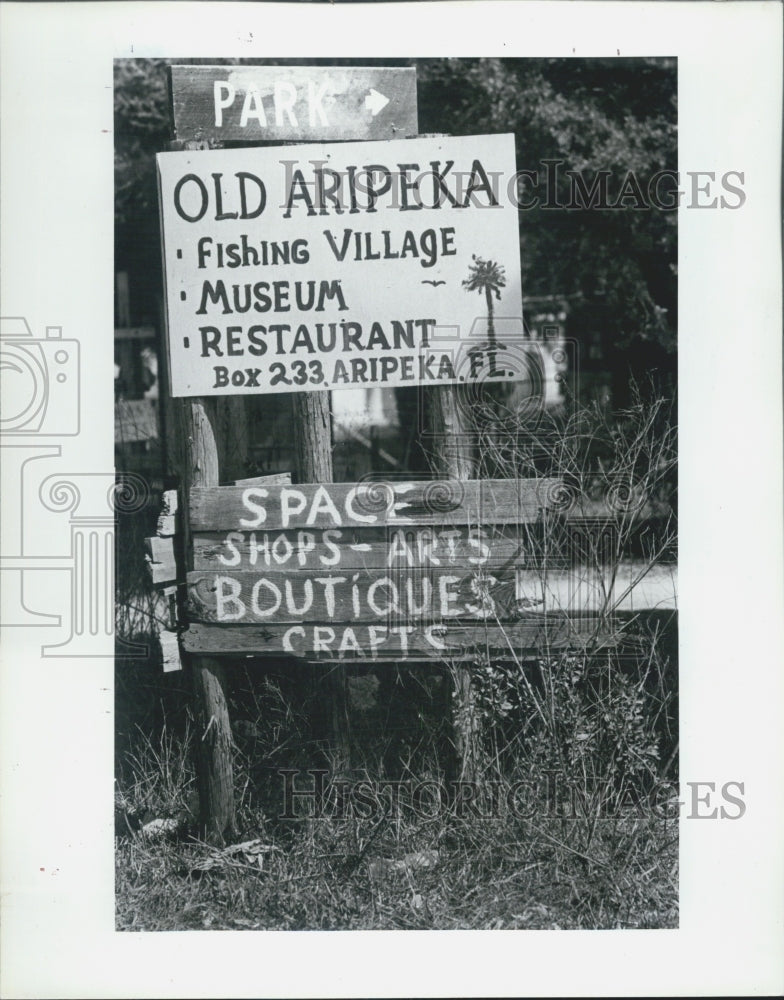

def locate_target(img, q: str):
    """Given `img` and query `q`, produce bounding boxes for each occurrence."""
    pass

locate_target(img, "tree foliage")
[415,57,677,399]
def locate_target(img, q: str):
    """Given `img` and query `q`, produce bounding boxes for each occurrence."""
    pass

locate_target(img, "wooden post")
[161,134,250,841]
[293,393,332,483]
[427,388,482,784]
[417,130,484,785]
[292,392,352,775]
[274,124,351,776]
[177,397,237,842]
[216,396,250,483]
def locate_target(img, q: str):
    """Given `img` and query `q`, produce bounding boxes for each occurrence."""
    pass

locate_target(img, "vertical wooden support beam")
[216,396,250,484]
[293,392,352,775]
[427,385,481,784]
[422,130,483,785]
[178,397,237,843]
[162,135,242,842]
[294,393,333,483]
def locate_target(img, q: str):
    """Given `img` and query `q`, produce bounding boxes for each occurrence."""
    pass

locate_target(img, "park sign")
[181,477,586,662]
[170,65,418,143]
[156,133,524,397]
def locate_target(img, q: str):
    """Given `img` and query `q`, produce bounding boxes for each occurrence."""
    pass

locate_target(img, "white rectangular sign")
[157,134,523,397]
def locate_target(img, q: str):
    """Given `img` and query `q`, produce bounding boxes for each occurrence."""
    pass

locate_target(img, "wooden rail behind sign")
[180,477,605,661]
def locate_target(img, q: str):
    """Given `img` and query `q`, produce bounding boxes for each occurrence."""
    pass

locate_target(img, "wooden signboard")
[156,133,524,397]
[180,477,596,661]
[170,65,418,143]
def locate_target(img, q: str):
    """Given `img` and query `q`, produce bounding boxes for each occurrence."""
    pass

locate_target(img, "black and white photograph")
[1,2,782,997]
[115,55,680,931]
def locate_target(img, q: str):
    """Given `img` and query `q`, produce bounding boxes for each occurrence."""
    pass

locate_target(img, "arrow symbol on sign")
[364,89,390,117]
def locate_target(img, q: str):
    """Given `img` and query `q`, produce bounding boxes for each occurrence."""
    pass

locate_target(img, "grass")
[116,649,678,932]
[116,778,677,931]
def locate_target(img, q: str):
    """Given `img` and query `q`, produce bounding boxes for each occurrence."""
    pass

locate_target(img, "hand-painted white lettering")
[240,488,268,528]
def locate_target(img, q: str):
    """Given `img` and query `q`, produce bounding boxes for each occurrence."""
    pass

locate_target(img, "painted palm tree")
[462,254,506,353]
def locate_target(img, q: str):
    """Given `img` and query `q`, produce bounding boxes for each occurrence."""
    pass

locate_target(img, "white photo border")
[1,2,782,997]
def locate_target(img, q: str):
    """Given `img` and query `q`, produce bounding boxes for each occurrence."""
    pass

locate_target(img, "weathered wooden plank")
[565,498,673,522]
[192,523,537,573]
[187,567,525,625]
[515,564,677,613]
[170,65,418,143]
[190,478,561,531]
[144,536,178,586]
[181,618,607,661]
[187,561,676,624]
[232,472,292,487]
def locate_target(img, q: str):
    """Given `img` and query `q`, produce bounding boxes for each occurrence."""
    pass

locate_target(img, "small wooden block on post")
[156,488,179,537]
[144,536,178,586]
[159,628,182,673]
[145,489,184,672]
